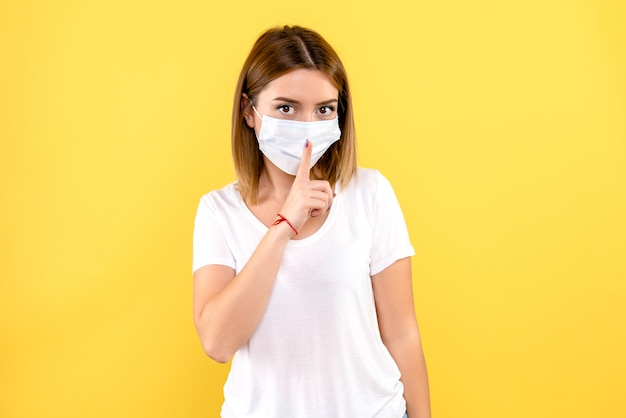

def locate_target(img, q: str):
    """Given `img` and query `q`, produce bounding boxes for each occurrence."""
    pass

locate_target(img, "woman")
[193,25,431,418]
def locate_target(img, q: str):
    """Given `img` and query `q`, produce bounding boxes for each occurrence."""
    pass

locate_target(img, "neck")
[257,159,296,203]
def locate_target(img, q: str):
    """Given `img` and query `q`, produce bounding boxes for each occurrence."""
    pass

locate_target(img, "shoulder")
[196,181,241,218]
[343,167,393,196]
[337,167,398,213]
[199,181,238,204]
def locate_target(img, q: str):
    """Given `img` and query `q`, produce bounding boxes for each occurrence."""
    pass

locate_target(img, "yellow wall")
[1,0,624,417]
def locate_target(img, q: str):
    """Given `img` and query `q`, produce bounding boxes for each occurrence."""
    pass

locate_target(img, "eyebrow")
[271,97,338,106]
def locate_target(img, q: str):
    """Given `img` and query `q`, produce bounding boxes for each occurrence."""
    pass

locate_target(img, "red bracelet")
[272,213,299,236]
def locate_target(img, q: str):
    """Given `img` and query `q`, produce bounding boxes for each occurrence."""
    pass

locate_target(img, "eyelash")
[277,105,295,114]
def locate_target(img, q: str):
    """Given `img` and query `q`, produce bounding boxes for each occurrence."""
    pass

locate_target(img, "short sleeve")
[192,195,236,273]
[369,171,415,276]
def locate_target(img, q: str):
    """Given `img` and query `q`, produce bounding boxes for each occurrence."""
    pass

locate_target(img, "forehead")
[258,69,338,102]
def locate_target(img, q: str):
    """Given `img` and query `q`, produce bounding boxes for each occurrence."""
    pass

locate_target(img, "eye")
[276,104,296,115]
[317,106,335,116]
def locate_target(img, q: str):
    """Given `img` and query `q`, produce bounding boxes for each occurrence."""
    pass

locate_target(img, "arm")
[193,223,292,363]
[372,257,431,418]
[193,140,333,363]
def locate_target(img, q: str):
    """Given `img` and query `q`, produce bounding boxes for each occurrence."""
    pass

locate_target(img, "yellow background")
[1,0,625,417]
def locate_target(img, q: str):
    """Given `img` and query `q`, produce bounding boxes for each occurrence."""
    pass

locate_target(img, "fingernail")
[327,204,332,212]
[304,139,309,148]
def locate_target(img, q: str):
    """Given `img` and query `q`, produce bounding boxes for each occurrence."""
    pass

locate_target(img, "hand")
[278,139,334,235]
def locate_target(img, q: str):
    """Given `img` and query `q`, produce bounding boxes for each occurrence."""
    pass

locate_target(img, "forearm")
[386,334,431,418]
[195,223,292,362]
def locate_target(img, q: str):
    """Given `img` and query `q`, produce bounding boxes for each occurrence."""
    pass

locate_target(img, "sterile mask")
[252,106,341,176]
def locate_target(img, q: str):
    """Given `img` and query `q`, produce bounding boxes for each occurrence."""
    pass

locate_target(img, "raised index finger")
[295,139,312,181]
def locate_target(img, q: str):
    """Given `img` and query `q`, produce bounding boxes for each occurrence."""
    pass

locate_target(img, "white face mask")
[252,106,341,175]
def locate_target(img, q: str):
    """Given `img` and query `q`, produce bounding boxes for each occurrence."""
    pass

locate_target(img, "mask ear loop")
[251,105,263,120]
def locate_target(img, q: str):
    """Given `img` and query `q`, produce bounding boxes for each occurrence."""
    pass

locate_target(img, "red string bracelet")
[272,213,299,236]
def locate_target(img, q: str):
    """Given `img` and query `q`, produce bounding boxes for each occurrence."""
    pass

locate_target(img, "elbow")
[194,316,236,363]
[194,313,240,363]
[207,350,232,364]
[200,338,235,364]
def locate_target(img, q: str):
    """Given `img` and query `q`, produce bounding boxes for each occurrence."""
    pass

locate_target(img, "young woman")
[193,25,431,418]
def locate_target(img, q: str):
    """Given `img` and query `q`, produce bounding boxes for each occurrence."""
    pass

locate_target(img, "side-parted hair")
[232,25,357,203]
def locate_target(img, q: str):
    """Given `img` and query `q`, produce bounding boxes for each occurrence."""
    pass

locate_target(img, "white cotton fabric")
[192,168,415,418]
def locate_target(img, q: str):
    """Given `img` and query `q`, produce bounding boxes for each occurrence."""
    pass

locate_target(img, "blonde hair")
[231,25,357,203]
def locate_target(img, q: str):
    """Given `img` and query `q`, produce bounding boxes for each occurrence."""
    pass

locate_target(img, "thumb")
[295,139,312,180]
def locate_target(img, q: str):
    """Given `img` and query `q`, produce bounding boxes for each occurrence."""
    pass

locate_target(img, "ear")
[242,93,255,128]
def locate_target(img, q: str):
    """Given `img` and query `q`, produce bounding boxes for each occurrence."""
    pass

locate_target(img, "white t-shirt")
[193,168,415,418]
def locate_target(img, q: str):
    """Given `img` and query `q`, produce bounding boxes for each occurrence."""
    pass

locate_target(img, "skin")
[193,68,430,417]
